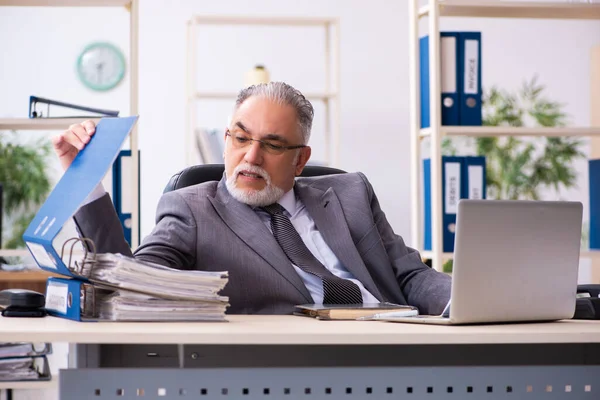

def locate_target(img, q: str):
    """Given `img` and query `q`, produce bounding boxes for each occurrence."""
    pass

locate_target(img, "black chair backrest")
[164,164,346,193]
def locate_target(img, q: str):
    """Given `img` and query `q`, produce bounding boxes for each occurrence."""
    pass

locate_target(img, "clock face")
[77,42,126,91]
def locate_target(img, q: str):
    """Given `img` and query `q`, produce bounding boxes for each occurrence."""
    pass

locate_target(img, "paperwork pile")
[46,254,229,322]
[88,254,228,321]
[86,253,228,302]
[0,343,51,382]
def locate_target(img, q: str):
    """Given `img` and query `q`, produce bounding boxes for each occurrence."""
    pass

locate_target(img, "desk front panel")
[60,365,600,399]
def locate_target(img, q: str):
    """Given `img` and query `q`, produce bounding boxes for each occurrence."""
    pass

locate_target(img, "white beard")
[225,163,285,207]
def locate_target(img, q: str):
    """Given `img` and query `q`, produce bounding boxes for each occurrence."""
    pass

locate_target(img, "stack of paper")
[0,358,48,381]
[45,253,229,322]
[0,343,51,381]
[80,254,229,321]
[83,253,228,302]
[0,343,51,359]
[95,290,228,322]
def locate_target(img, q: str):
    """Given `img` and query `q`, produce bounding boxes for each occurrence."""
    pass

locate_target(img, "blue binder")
[45,277,92,321]
[45,276,117,321]
[458,32,482,126]
[590,159,600,249]
[22,116,139,278]
[463,156,487,200]
[419,35,431,128]
[112,150,140,247]
[423,156,465,252]
[420,32,462,128]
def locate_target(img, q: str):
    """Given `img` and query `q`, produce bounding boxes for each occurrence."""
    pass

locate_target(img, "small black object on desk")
[0,288,47,318]
[574,284,600,320]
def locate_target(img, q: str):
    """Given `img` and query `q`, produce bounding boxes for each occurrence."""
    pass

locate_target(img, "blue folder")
[420,32,462,128]
[22,116,139,278]
[419,35,431,128]
[112,150,140,247]
[423,156,465,252]
[458,32,482,126]
[463,156,487,200]
[45,277,93,321]
[590,159,600,249]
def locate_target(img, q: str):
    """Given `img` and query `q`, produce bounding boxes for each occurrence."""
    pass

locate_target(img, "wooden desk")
[0,315,599,345]
[0,316,599,399]
[0,270,58,293]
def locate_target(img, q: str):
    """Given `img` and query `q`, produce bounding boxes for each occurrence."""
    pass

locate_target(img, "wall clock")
[77,42,126,91]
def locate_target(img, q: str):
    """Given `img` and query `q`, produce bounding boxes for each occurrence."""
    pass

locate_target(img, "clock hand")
[96,62,104,84]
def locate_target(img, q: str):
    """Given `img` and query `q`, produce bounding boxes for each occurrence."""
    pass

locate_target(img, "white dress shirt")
[255,188,379,304]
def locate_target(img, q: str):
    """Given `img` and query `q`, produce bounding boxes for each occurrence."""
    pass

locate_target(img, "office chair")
[164,163,346,193]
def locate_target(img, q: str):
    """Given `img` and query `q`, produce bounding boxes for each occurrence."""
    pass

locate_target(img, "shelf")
[193,92,337,101]
[580,250,600,260]
[420,126,600,138]
[191,15,336,26]
[421,251,453,260]
[0,0,130,6]
[0,270,60,282]
[0,249,30,257]
[420,1,600,20]
[0,118,100,131]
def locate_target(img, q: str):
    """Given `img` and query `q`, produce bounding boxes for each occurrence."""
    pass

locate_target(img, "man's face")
[224,96,311,206]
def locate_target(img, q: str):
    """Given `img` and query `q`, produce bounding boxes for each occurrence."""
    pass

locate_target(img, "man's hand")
[52,120,96,171]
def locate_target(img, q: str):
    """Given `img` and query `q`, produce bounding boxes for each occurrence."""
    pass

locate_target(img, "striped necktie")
[262,203,363,304]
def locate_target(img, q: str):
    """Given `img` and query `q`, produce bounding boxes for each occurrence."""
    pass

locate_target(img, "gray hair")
[234,82,314,144]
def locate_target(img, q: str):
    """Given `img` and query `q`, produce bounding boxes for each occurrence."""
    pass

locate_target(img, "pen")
[357,309,419,320]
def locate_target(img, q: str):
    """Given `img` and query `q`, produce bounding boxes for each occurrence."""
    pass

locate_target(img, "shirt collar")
[277,187,297,216]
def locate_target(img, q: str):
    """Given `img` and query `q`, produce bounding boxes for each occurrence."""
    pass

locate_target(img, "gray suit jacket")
[74,172,451,315]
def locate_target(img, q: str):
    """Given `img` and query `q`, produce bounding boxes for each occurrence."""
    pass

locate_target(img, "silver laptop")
[384,199,583,325]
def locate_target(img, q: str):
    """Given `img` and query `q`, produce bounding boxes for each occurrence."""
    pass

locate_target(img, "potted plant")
[0,131,52,250]
[441,76,586,272]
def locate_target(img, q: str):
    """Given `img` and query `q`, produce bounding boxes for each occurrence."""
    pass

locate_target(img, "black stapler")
[0,289,47,318]
[574,284,600,320]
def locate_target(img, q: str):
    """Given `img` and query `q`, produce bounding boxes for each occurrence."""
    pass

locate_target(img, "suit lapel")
[296,181,383,301]
[208,180,313,303]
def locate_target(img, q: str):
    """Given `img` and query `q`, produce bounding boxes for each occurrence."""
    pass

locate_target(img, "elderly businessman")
[53,81,451,315]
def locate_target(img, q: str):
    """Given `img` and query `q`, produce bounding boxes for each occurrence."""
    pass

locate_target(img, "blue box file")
[423,156,465,252]
[590,159,600,249]
[112,150,141,247]
[458,32,482,126]
[420,32,462,128]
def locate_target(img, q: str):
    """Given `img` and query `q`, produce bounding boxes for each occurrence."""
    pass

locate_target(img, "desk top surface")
[1,315,599,344]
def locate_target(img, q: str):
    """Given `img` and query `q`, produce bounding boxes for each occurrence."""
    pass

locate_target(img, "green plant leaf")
[446,76,584,201]
[0,131,53,249]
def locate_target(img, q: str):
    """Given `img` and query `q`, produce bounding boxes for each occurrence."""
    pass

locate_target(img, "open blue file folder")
[22,116,139,278]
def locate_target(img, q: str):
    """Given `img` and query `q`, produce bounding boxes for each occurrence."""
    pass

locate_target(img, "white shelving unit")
[0,2,138,392]
[185,15,340,167]
[0,0,140,253]
[408,0,600,272]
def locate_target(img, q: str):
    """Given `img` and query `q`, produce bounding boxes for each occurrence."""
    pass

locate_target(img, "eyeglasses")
[225,130,306,155]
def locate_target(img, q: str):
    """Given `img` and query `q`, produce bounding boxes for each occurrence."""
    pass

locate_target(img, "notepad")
[294,303,418,320]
